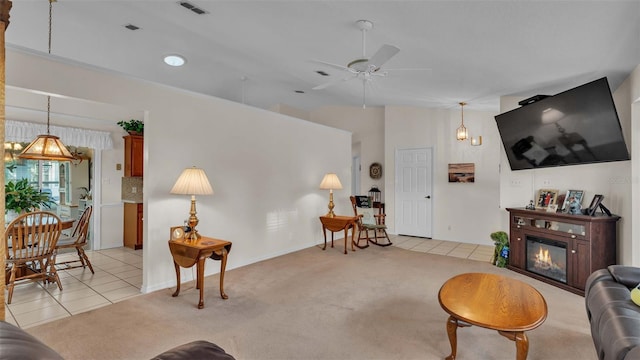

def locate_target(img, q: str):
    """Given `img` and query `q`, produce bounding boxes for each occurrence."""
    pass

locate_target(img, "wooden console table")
[168,236,232,309]
[319,215,357,254]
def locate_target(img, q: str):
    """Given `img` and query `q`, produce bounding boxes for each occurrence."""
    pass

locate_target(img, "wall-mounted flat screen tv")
[495,77,630,171]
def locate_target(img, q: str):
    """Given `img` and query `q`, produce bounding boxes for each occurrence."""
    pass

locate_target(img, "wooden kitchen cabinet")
[124,202,143,249]
[124,135,143,177]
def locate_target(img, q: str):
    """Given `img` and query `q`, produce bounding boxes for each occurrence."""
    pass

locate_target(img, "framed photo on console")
[586,194,604,216]
[535,189,559,210]
[561,190,584,214]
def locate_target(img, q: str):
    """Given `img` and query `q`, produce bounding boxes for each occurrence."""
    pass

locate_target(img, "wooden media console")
[506,207,620,296]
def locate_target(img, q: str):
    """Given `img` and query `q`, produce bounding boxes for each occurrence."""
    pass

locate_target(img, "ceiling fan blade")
[365,44,400,69]
[312,75,358,90]
[384,67,432,73]
[310,60,355,73]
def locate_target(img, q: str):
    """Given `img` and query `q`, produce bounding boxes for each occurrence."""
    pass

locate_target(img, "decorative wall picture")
[448,163,475,183]
[535,189,559,210]
[561,190,584,215]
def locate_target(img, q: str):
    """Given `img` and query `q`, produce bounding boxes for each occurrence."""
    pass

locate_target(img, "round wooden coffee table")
[438,273,547,360]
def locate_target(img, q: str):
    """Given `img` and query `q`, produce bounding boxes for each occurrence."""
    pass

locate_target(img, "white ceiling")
[5,1,640,113]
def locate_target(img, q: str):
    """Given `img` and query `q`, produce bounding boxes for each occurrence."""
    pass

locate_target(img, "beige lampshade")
[319,173,343,190]
[170,167,214,195]
[18,134,75,161]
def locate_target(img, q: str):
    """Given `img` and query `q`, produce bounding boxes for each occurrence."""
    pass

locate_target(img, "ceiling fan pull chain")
[362,80,366,109]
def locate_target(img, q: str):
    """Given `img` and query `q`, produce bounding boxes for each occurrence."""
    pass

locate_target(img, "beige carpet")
[26,244,595,360]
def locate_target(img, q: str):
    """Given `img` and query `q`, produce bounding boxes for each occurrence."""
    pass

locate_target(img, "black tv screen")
[495,77,630,171]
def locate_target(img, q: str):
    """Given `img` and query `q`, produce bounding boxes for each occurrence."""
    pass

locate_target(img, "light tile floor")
[4,237,494,329]
[392,235,495,262]
[4,247,143,329]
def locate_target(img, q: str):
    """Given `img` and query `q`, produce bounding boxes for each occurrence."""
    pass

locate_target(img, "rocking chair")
[350,196,392,249]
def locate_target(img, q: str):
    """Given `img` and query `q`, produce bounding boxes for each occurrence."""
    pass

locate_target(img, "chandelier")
[18,0,74,161]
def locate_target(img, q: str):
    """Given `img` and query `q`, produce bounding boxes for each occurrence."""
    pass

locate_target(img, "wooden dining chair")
[5,211,63,304]
[350,195,392,248]
[55,205,94,274]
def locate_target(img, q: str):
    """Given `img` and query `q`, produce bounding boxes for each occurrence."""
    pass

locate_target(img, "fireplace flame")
[538,247,552,265]
[535,246,555,270]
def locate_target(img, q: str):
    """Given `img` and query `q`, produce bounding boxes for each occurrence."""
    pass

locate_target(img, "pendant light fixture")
[456,102,469,141]
[18,0,74,161]
[455,101,482,146]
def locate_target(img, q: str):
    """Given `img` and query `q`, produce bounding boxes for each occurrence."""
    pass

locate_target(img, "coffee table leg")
[445,316,458,360]
[499,331,529,360]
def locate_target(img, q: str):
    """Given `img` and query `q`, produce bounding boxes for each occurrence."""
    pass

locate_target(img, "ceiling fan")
[312,19,409,108]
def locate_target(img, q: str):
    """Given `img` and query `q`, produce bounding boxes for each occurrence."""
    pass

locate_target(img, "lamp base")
[187,229,202,241]
[186,195,202,241]
[326,191,336,217]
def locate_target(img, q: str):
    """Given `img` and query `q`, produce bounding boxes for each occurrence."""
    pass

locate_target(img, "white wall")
[309,106,385,200]
[303,104,502,245]
[7,48,352,293]
[384,106,502,244]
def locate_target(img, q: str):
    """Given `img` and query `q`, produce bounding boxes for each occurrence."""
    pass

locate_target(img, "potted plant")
[490,231,509,268]
[5,179,55,217]
[117,119,144,135]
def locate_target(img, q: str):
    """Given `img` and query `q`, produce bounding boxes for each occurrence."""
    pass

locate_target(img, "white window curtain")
[5,120,114,150]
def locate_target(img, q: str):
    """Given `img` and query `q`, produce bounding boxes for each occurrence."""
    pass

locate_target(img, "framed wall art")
[448,163,475,183]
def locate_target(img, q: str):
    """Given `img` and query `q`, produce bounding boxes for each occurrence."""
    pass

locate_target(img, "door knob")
[425,196,431,199]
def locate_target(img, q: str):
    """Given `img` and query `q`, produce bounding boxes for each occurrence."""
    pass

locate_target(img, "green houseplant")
[490,231,509,268]
[5,179,54,215]
[117,119,144,135]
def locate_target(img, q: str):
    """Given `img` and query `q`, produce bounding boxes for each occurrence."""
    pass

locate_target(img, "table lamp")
[319,173,342,218]
[170,167,214,240]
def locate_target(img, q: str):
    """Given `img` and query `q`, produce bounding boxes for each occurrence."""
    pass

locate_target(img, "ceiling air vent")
[179,1,207,15]
[124,24,140,31]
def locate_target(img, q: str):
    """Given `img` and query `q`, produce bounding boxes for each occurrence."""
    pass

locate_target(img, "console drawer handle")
[571,250,576,254]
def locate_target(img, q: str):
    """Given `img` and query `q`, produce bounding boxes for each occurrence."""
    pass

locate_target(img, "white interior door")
[395,148,433,238]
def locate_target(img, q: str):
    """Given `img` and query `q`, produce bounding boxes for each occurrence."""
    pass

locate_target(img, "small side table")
[319,215,357,254]
[168,236,232,309]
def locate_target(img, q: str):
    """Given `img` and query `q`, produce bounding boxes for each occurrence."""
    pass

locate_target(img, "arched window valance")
[5,120,114,150]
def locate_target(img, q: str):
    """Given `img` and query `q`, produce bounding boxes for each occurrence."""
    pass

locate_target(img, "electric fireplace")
[526,235,567,284]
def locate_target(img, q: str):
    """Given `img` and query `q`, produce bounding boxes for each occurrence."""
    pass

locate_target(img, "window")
[5,142,63,209]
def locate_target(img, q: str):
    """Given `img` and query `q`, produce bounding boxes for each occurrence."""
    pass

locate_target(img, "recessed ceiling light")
[164,54,186,67]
